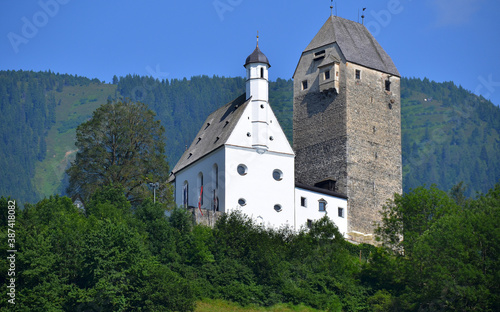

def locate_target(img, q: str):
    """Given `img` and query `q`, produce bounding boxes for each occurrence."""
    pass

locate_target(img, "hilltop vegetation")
[1,182,499,311]
[0,71,499,203]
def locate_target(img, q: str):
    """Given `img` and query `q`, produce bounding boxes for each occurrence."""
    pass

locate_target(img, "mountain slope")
[0,71,498,203]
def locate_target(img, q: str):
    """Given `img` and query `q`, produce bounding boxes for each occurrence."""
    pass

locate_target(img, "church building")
[169,14,401,242]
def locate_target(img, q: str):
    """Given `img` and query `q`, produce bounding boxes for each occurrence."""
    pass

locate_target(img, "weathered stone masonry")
[293,16,402,242]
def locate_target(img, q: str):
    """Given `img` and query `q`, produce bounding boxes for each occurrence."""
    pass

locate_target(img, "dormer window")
[324,70,330,80]
[314,50,325,60]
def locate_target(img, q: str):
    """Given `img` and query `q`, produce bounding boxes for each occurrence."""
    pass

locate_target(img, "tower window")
[302,80,308,90]
[385,79,391,91]
[260,67,264,78]
[324,70,330,80]
[301,197,307,207]
[355,69,361,80]
[338,207,344,218]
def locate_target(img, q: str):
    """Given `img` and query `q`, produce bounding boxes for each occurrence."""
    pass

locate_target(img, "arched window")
[212,164,219,211]
[197,172,204,206]
[183,181,189,208]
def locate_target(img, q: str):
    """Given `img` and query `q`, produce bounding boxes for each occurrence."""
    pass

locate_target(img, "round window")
[238,198,247,206]
[274,204,282,212]
[237,164,248,176]
[272,169,283,181]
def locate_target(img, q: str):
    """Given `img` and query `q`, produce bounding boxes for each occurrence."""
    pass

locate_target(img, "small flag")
[198,186,203,216]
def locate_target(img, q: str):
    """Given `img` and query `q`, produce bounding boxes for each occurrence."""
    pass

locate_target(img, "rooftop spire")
[330,0,333,16]
[256,30,259,47]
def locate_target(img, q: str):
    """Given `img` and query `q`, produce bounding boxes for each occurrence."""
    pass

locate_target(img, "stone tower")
[293,15,402,242]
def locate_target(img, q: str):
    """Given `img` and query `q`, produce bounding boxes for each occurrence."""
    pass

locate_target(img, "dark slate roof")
[295,182,348,199]
[170,94,251,176]
[302,16,399,77]
[244,45,271,67]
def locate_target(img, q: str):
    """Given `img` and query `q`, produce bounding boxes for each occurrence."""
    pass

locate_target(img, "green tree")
[66,99,170,203]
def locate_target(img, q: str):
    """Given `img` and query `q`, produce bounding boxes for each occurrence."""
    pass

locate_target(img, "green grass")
[195,299,322,312]
[33,83,116,197]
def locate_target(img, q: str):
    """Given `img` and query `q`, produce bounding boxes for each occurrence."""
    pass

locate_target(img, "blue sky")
[2,0,500,105]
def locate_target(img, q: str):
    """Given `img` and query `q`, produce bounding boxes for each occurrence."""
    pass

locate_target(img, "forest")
[1,70,499,205]
[0,182,499,311]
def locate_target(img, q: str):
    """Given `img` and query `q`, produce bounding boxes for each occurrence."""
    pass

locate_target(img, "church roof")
[244,45,271,67]
[170,94,251,176]
[300,15,399,77]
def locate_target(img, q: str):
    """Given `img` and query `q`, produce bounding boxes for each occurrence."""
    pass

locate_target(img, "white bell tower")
[244,34,271,152]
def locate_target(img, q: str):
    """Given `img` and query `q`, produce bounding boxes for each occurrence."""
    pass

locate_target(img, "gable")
[226,101,294,155]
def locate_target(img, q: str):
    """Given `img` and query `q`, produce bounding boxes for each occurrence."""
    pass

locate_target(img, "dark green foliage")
[66,99,170,204]
[2,183,499,311]
[368,183,500,311]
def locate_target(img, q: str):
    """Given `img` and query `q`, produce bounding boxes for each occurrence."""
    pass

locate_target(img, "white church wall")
[174,147,225,212]
[224,145,295,229]
[294,187,348,236]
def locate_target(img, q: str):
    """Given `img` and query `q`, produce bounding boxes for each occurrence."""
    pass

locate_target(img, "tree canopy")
[66,99,170,203]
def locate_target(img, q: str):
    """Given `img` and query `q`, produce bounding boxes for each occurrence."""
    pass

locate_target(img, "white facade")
[294,186,348,235]
[171,43,349,236]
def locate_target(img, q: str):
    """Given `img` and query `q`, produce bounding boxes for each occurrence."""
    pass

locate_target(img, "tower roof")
[244,45,271,67]
[301,15,399,77]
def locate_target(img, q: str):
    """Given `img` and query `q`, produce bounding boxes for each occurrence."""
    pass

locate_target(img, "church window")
[197,172,204,206]
[237,164,248,176]
[302,80,308,90]
[324,70,330,80]
[318,199,327,212]
[385,79,391,91]
[272,169,283,181]
[238,198,247,206]
[301,197,307,207]
[183,181,189,207]
[338,207,344,218]
[260,67,264,78]
[274,204,282,212]
[355,69,361,80]
[212,164,218,189]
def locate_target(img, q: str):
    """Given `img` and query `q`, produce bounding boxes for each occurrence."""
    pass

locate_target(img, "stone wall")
[345,63,402,237]
[188,207,222,227]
